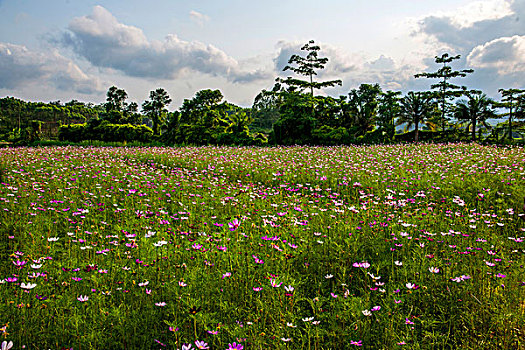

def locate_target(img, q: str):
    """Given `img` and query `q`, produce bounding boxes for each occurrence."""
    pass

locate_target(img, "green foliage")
[378,90,402,141]
[105,86,129,112]
[251,90,281,133]
[273,92,317,145]
[454,92,496,141]
[0,97,98,140]
[142,88,172,136]
[59,122,153,143]
[494,88,525,140]
[312,125,350,145]
[397,92,436,142]
[343,83,383,137]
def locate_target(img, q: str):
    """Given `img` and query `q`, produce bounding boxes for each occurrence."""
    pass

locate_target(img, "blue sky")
[1,0,524,109]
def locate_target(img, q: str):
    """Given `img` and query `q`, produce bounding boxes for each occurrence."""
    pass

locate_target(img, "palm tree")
[224,111,253,134]
[454,92,496,141]
[397,92,435,142]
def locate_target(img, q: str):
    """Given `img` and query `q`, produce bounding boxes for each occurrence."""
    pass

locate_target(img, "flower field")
[0,144,524,349]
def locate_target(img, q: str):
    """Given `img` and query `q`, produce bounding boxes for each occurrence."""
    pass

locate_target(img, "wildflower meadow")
[0,143,524,349]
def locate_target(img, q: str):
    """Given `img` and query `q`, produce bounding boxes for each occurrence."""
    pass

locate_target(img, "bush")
[58,122,153,143]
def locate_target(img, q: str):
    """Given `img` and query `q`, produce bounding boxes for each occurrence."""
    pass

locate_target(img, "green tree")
[344,83,382,137]
[105,86,128,112]
[397,92,435,142]
[378,90,402,140]
[251,90,281,133]
[494,88,525,140]
[276,40,342,96]
[454,92,496,141]
[272,92,317,145]
[179,89,224,125]
[142,88,172,136]
[415,53,473,130]
[175,89,230,145]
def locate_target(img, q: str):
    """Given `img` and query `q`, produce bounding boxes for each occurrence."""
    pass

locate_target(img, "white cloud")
[189,10,210,26]
[0,42,103,94]
[60,6,270,83]
[467,35,525,74]
[414,0,525,51]
[436,0,512,28]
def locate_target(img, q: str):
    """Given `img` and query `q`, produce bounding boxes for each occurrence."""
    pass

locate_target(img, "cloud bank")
[0,42,103,94]
[414,0,525,94]
[60,6,270,83]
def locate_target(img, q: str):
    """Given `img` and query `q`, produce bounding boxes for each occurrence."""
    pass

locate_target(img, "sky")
[0,0,524,110]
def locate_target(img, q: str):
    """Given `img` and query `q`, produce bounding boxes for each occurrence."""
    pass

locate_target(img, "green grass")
[0,143,524,349]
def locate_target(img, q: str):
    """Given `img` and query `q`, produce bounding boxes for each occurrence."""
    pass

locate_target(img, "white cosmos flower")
[153,241,167,247]
[1,340,13,350]
[20,282,37,289]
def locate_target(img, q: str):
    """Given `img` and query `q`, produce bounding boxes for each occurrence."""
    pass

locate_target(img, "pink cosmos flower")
[1,341,13,350]
[195,340,209,349]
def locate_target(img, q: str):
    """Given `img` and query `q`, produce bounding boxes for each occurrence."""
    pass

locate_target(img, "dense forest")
[1,41,524,146]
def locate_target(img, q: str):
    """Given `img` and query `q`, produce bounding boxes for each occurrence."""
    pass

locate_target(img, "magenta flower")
[154,339,167,347]
[12,260,26,268]
[1,341,13,350]
[353,262,370,268]
[228,219,240,231]
[227,342,243,350]
[350,340,362,346]
[195,340,209,349]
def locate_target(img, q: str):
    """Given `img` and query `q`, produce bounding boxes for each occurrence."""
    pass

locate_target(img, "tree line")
[1,40,524,146]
